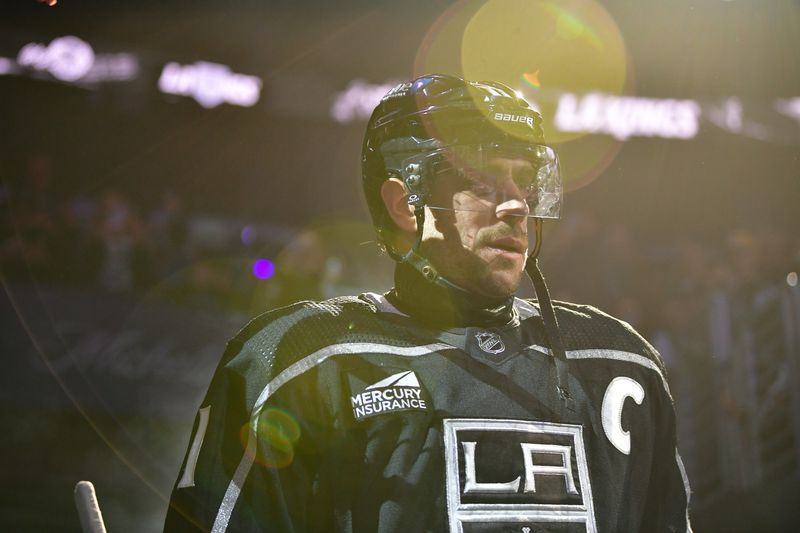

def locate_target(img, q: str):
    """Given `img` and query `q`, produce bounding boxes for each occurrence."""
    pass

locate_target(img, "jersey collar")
[386,261,516,328]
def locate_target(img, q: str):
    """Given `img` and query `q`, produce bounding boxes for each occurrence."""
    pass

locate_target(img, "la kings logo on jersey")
[350,371,428,420]
[443,418,597,533]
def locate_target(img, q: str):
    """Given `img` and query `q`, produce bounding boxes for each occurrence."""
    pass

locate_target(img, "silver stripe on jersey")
[212,341,453,533]
[676,449,694,532]
[564,348,671,396]
[512,298,541,319]
[361,292,406,316]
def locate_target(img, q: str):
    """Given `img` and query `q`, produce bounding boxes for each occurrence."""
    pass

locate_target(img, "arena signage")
[329,79,706,142]
[158,61,262,109]
[555,92,700,140]
[330,79,398,123]
[16,35,138,83]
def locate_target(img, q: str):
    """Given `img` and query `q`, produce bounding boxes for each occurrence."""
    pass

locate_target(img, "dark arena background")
[2,0,799,531]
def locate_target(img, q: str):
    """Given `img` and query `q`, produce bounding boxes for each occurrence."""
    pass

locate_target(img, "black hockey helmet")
[361,73,562,253]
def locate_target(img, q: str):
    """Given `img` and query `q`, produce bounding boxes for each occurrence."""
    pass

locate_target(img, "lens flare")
[415,0,630,192]
[555,134,623,192]
[521,70,541,89]
[414,0,482,79]
[461,0,629,140]
[543,1,603,48]
[241,408,301,469]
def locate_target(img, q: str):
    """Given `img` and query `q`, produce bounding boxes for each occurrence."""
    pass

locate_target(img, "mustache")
[478,226,528,243]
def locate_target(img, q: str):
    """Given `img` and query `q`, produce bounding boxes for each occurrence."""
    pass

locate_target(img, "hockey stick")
[74,481,108,533]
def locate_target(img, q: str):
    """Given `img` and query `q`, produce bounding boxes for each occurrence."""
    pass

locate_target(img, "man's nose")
[495,183,530,219]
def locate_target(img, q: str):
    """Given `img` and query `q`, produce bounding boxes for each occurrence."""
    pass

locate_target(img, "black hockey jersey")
[164,292,691,532]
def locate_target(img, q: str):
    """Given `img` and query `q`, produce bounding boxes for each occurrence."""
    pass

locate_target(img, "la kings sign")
[443,419,597,533]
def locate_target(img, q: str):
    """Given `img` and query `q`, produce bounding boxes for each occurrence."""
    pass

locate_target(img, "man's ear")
[381,178,417,233]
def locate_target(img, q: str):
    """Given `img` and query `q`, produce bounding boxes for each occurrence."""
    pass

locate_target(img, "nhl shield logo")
[475,331,505,354]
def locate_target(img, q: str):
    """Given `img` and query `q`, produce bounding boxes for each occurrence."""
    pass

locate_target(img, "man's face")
[419,156,533,298]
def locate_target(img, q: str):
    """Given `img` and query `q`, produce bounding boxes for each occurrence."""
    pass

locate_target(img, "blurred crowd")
[2,155,800,509]
[4,157,797,319]
[0,156,186,292]
[0,155,352,313]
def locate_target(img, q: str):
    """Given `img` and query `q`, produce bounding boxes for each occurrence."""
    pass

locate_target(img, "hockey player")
[164,74,692,532]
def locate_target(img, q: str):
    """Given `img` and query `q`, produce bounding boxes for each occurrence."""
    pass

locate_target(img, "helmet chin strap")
[397,206,475,295]
[397,207,574,411]
[525,220,575,411]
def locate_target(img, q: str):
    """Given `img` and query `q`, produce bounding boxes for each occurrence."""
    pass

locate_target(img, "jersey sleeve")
[163,332,336,532]
[640,348,693,533]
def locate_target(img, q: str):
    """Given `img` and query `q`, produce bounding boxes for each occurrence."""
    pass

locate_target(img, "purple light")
[241,225,256,246]
[252,259,275,280]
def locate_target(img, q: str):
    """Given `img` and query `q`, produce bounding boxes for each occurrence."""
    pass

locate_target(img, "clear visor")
[400,143,562,219]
